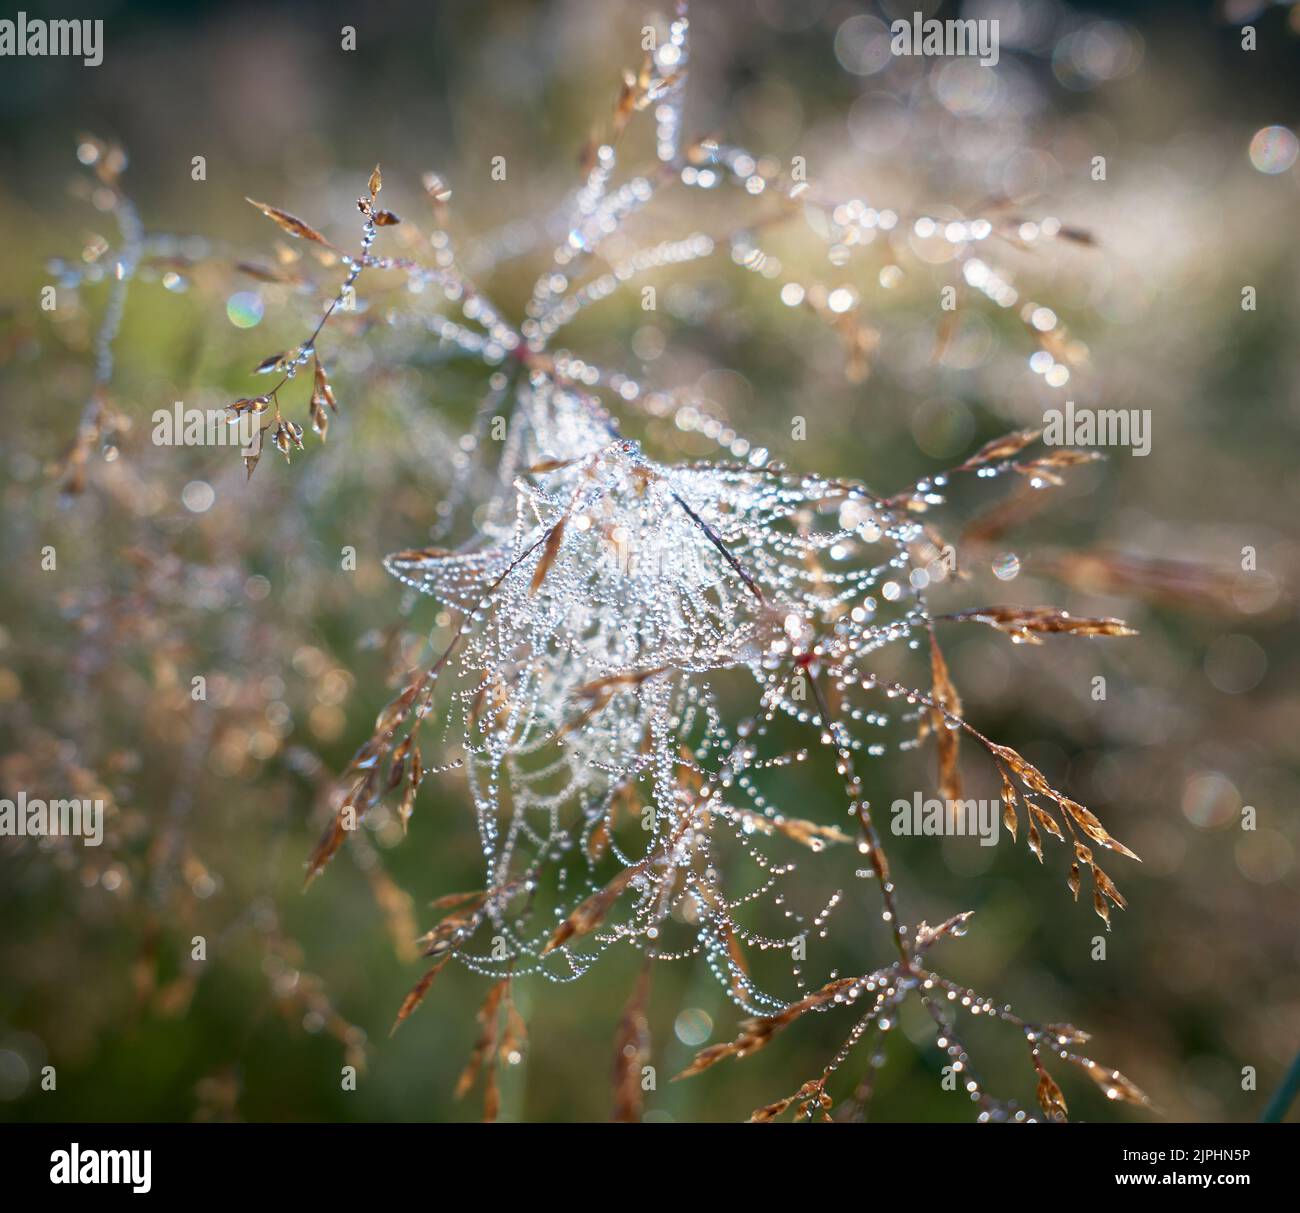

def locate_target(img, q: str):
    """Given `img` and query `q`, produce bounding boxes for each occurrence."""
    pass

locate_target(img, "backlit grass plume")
[48,3,1155,1123]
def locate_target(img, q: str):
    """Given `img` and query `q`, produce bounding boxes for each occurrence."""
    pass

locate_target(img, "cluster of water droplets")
[384,363,939,1012]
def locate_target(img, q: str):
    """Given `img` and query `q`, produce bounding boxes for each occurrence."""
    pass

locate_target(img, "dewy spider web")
[183,3,1148,1120]
[381,389,927,1016]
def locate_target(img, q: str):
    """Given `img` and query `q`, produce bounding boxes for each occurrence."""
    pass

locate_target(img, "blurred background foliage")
[1,0,1298,1122]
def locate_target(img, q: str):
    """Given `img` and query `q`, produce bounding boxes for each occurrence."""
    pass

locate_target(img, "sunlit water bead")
[992,552,1020,581]
[182,480,215,514]
[226,291,264,328]
[934,58,999,118]
[673,1007,713,1047]
[1249,125,1299,175]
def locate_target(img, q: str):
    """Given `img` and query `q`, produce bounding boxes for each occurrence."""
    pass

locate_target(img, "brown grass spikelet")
[390,956,452,1036]
[674,977,859,1080]
[924,625,963,803]
[611,965,652,1123]
[529,516,567,595]
[956,426,1043,469]
[1035,1062,1069,1122]
[455,979,509,1120]
[940,606,1138,645]
[1074,1059,1153,1110]
[749,1079,832,1123]
[540,867,637,955]
[244,197,336,248]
